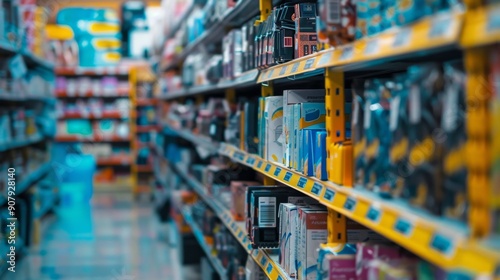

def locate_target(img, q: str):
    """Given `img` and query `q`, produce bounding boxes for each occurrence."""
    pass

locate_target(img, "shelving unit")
[156,0,500,279]
[55,66,134,189]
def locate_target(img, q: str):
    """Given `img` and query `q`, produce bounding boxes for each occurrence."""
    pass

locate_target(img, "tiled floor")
[9,193,199,280]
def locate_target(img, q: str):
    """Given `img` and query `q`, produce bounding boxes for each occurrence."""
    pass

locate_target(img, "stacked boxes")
[297,207,328,280]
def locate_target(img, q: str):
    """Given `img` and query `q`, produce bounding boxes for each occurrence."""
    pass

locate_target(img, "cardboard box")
[231,181,260,221]
[298,103,326,171]
[315,130,328,180]
[264,96,284,163]
[298,208,328,280]
[294,3,318,58]
[283,89,325,167]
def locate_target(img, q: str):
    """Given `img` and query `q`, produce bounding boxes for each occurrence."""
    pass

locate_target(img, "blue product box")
[381,0,397,31]
[315,130,328,180]
[356,0,370,39]
[367,0,382,36]
[292,104,300,170]
[301,129,322,176]
[395,0,425,26]
[297,103,326,171]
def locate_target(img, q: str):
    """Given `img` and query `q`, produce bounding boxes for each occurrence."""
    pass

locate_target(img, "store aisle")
[10,193,195,280]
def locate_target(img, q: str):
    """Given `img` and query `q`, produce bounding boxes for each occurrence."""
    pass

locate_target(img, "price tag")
[284,172,293,182]
[364,39,379,56]
[246,157,256,165]
[257,161,263,169]
[279,65,288,76]
[291,62,300,73]
[234,152,245,161]
[344,197,357,211]
[394,218,413,236]
[304,58,315,70]
[366,207,381,222]
[297,177,307,188]
[243,236,248,244]
[265,164,272,172]
[248,244,253,250]
[267,69,275,79]
[392,29,412,48]
[487,7,500,32]
[430,233,453,255]
[253,250,259,257]
[317,52,333,67]
[274,167,282,177]
[238,231,243,238]
[323,189,335,202]
[311,183,323,196]
[429,15,452,38]
[260,256,267,266]
[339,46,354,61]
[267,263,273,274]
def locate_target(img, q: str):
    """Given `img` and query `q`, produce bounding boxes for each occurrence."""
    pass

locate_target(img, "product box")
[355,243,403,279]
[276,3,296,63]
[315,130,328,180]
[264,96,284,163]
[317,0,356,47]
[258,97,266,157]
[246,186,312,249]
[329,141,353,186]
[297,207,328,280]
[301,129,318,176]
[231,181,260,221]
[395,0,425,26]
[283,89,325,167]
[292,103,301,170]
[317,243,357,280]
[297,102,326,172]
[244,99,259,154]
[294,3,318,58]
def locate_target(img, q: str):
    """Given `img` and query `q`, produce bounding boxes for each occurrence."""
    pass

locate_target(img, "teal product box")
[292,104,301,170]
[367,0,382,36]
[301,129,322,176]
[381,0,397,31]
[297,103,326,171]
[356,0,370,39]
[315,130,328,181]
[395,0,425,26]
[264,96,284,163]
[283,89,325,167]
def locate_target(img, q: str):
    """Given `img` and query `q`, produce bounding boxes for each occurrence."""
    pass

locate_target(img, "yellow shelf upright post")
[256,0,272,25]
[325,68,347,243]
[464,47,492,238]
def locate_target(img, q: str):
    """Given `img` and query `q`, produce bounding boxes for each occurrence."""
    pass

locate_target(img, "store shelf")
[96,156,131,166]
[21,49,55,70]
[161,124,218,152]
[170,162,291,280]
[180,206,229,280]
[0,40,17,56]
[0,135,45,153]
[0,92,54,102]
[55,135,131,142]
[55,66,130,76]
[55,88,130,98]
[136,165,153,172]
[58,111,128,120]
[0,163,52,206]
[258,11,463,82]
[136,98,158,106]
[136,125,160,133]
[162,69,259,100]
[166,126,500,276]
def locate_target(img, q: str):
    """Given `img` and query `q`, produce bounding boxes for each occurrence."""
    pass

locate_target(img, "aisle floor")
[8,193,199,280]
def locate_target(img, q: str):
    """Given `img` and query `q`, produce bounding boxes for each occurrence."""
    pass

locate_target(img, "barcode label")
[327,0,341,24]
[284,37,293,47]
[258,197,276,228]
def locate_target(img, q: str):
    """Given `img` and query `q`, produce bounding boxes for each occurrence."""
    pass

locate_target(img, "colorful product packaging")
[294,3,318,58]
[298,103,326,172]
[297,207,328,280]
[264,96,284,163]
[315,130,328,180]
[317,243,357,280]
[355,243,403,279]
[231,181,260,222]
[317,0,357,47]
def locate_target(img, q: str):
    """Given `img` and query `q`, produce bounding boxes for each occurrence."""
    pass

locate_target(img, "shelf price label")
[291,62,300,73]
[267,69,275,79]
[257,161,263,169]
[366,206,381,222]
[234,152,245,161]
[246,157,256,165]
[394,218,413,236]
[317,51,333,67]
[304,58,315,70]
[243,236,248,244]
[297,177,307,189]
[339,46,354,61]
[284,172,293,182]
[344,197,357,212]
[323,189,335,202]
[488,7,500,32]
[364,39,379,56]
[279,65,288,76]
[260,256,268,267]
[265,164,272,172]
[311,183,323,196]
[430,233,454,255]
[393,29,412,48]
[238,231,244,238]
[267,263,273,274]
[274,167,282,177]
[429,15,452,38]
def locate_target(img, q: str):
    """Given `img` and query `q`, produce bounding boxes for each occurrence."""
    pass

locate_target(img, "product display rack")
[55,66,134,189]
[156,0,500,279]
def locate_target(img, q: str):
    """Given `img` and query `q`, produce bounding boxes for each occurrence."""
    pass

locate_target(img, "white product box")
[264,96,284,163]
[298,208,328,280]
